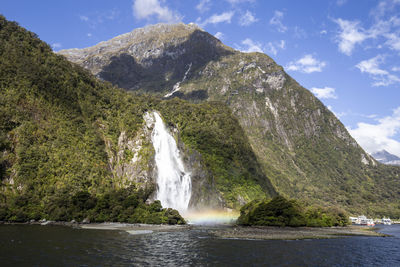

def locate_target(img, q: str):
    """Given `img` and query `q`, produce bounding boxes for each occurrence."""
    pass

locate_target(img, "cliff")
[60,23,400,216]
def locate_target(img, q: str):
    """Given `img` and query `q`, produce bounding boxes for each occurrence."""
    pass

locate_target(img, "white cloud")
[385,32,400,51]
[328,105,346,118]
[336,0,347,6]
[87,33,92,37]
[104,9,119,20]
[266,43,277,55]
[356,55,388,75]
[278,40,285,49]
[333,1,400,55]
[236,39,285,55]
[371,0,400,19]
[80,15,89,22]
[293,26,307,39]
[239,38,263,53]
[356,55,400,86]
[311,87,338,99]
[79,9,120,29]
[196,0,211,13]
[132,0,181,23]
[366,114,378,119]
[285,54,327,73]
[320,30,327,35]
[214,32,224,40]
[368,17,392,38]
[265,40,285,55]
[348,107,400,157]
[51,43,62,50]
[392,66,400,71]
[333,18,369,55]
[200,11,235,27]
[239,10,258,26]
[269,10,287,33]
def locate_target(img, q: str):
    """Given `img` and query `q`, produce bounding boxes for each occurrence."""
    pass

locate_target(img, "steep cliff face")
[101,113,156,189]
[187,52,378,207]
[102,107,251,210]
[60,23,400,215]
[176,134,223,210]
[107,110,225,210]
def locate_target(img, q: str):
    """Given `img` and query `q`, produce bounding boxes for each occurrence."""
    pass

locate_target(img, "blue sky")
[2,0,400,157]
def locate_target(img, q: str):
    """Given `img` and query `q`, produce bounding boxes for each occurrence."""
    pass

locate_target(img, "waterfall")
[151,112,192,213]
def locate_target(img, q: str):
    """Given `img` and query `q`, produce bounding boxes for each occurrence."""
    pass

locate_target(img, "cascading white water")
[151,112,192,213]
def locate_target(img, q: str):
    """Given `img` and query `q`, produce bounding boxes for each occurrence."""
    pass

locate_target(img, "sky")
[1,0,400,157]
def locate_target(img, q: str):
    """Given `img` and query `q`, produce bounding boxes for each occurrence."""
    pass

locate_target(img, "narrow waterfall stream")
[151,112,192,214]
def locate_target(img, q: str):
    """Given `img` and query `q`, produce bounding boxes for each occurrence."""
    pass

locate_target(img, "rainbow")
[183,210,239,225]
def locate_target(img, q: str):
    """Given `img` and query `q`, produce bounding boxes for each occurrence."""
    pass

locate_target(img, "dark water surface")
[1,224,400,266]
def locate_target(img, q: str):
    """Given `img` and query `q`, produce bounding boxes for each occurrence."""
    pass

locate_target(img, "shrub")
[238,195,349,227]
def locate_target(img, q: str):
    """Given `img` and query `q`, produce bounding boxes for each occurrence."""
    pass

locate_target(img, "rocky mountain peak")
[56,22,400,214]
[372,150,400,166]
[59,22,231,93]
[60,23,206,62]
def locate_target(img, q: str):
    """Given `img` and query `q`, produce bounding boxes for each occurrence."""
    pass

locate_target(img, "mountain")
[1,16,399,221]
[60,23,400,217]
[372,150,400,166]
[58,23,231,98]
[0,16,276,222]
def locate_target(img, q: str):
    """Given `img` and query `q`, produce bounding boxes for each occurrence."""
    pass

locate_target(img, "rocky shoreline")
[210,225,389,240]
[0,221,389,239]
[0,220,192,233]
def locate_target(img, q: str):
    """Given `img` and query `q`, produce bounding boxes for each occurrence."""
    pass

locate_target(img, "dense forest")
[1,15,400,223]
[0,15,273,222]
[238,196,349,227]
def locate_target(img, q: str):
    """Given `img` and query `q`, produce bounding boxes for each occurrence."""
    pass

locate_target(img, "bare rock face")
[59,23,232,96]
[102,113,157,189]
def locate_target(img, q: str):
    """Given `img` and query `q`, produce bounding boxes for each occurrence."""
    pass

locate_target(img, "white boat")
[382,217,392,225]
[350,215,375,226]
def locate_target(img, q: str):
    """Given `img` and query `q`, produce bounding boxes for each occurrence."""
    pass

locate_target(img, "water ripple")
[1,225,400,266]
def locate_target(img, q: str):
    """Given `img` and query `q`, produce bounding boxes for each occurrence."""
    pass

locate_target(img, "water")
[151,112,192,213]
[1,224,400,266]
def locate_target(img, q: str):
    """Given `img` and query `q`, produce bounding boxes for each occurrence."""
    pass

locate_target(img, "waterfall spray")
[151,112,192,213]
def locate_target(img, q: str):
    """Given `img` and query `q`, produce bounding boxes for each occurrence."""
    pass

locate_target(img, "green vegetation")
[182,51,400,218]
[237,196,349,227]
[0,15,274,221]
[1,14,399,222]
[0,16,162,222]
[56,21,400,217]
[155,98,276,208]
[0,185,185,224]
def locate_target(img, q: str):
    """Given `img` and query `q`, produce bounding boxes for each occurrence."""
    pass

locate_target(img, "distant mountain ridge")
[59,22,400,216]
[372,150,400,166]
